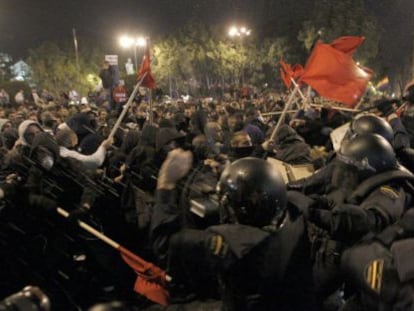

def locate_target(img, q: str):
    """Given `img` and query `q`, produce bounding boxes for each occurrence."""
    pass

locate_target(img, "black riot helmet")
[348,114,394,144]
[217,157,287,227]
[338,134,397,176]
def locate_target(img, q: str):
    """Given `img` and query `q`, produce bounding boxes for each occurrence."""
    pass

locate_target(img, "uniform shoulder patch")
[365,259,384,293]
[208,234,229,258]
[380,186,399,200]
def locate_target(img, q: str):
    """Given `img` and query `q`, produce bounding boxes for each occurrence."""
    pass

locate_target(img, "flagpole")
[354,86,369,110]
[310,104,360,112]
[147,38,154,125]
[270,85,299,141]
[108,72,147,140]
[262,104,360,116]
[149,89,153,125]
[56,207,172,281]
[290,78,308,109]
[262,110,299,116]
[306,86,312,109]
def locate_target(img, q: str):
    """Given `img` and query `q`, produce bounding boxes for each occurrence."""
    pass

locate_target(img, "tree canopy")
[25,0,382,97]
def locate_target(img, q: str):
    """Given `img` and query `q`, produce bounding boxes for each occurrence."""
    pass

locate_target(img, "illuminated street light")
[119,35,134,48]
[119,35,147,70]
[228,26,239,37]
[228,25,251,37]
[228,25,251,84]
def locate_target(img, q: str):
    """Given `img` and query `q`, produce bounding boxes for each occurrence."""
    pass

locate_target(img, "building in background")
[10,60,31,81]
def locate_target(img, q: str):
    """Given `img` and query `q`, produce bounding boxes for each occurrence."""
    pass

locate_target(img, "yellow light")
[228,26,239,37]
[119,35,133,48]
[228,26,251,37]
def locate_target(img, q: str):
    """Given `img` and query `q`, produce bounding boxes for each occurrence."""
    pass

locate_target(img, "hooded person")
[17,120,44,147]
[0,118,12,133]
[228,131,255,161]
[55,128,112,170]
[26,132,97,214]
[115,125,159,231]
[120,124,159,191]
[19,133,126,301]
[155,127,186,156]
[65,111,98,143]
[174,112,189,133]
[1,128,18,150]
[105,129,140,180]
[120,129,141,155]
[2,120,44,179]
[78,133,103,155]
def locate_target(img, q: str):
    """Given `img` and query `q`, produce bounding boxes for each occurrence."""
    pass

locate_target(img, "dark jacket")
[273,125,312,164]
[26,133,97,211]
[99,68,113,89]
[341,209,414,311]
[150,189,316,311]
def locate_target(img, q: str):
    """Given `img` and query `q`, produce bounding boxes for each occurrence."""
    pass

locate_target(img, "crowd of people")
[0,79,414,311]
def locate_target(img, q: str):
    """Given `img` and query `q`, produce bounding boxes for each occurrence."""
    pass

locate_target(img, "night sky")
[1,0,414,76]
[1,0,251,58]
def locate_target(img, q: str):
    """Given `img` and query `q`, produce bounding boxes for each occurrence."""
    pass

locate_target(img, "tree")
[298,0,380,67]
[26,40,103,98]
[248,38,290,87]
[151,22,289,95]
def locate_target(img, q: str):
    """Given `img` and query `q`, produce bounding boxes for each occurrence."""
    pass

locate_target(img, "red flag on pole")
[119,246,169,306]
[280,60,293,89]
[330,36,365,55]
[137,42,155,89]
[300,41,373,107]
[292,64,304,79]
[279,60,304,89]
[55,207,169,306]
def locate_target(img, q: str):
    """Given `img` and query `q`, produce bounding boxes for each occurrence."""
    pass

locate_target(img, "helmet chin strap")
[263,210,288,232]
[219,194,239,224]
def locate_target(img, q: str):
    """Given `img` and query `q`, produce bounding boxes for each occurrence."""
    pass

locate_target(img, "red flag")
[119,246,169,306]
[292,64,304,79]
[137,44,156,89]
[279,60,304,89]
[280,60,292,89]
[300,42,373,107]
[330,36,365,55]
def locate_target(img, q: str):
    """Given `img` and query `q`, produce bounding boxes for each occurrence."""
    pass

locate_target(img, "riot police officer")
[289,114,401,195]
[308,133,414,306]
[150,152,316,310]
[341,208,414,310]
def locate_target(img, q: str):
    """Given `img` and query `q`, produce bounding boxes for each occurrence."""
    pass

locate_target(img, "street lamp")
[228,25,251,37]
[228,25,251,85]
[119,35,147,71]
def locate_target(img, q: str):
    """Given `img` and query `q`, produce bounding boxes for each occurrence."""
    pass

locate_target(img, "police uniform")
[150,188,317,311]
[341,209,414,310]
[309,138,414,301]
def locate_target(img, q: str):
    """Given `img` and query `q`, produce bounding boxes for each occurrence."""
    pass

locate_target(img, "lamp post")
[228,25,251,85]
[119,35,147,71]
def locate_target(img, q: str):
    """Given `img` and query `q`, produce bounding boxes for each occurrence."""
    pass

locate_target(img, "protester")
[1,65,414,311]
